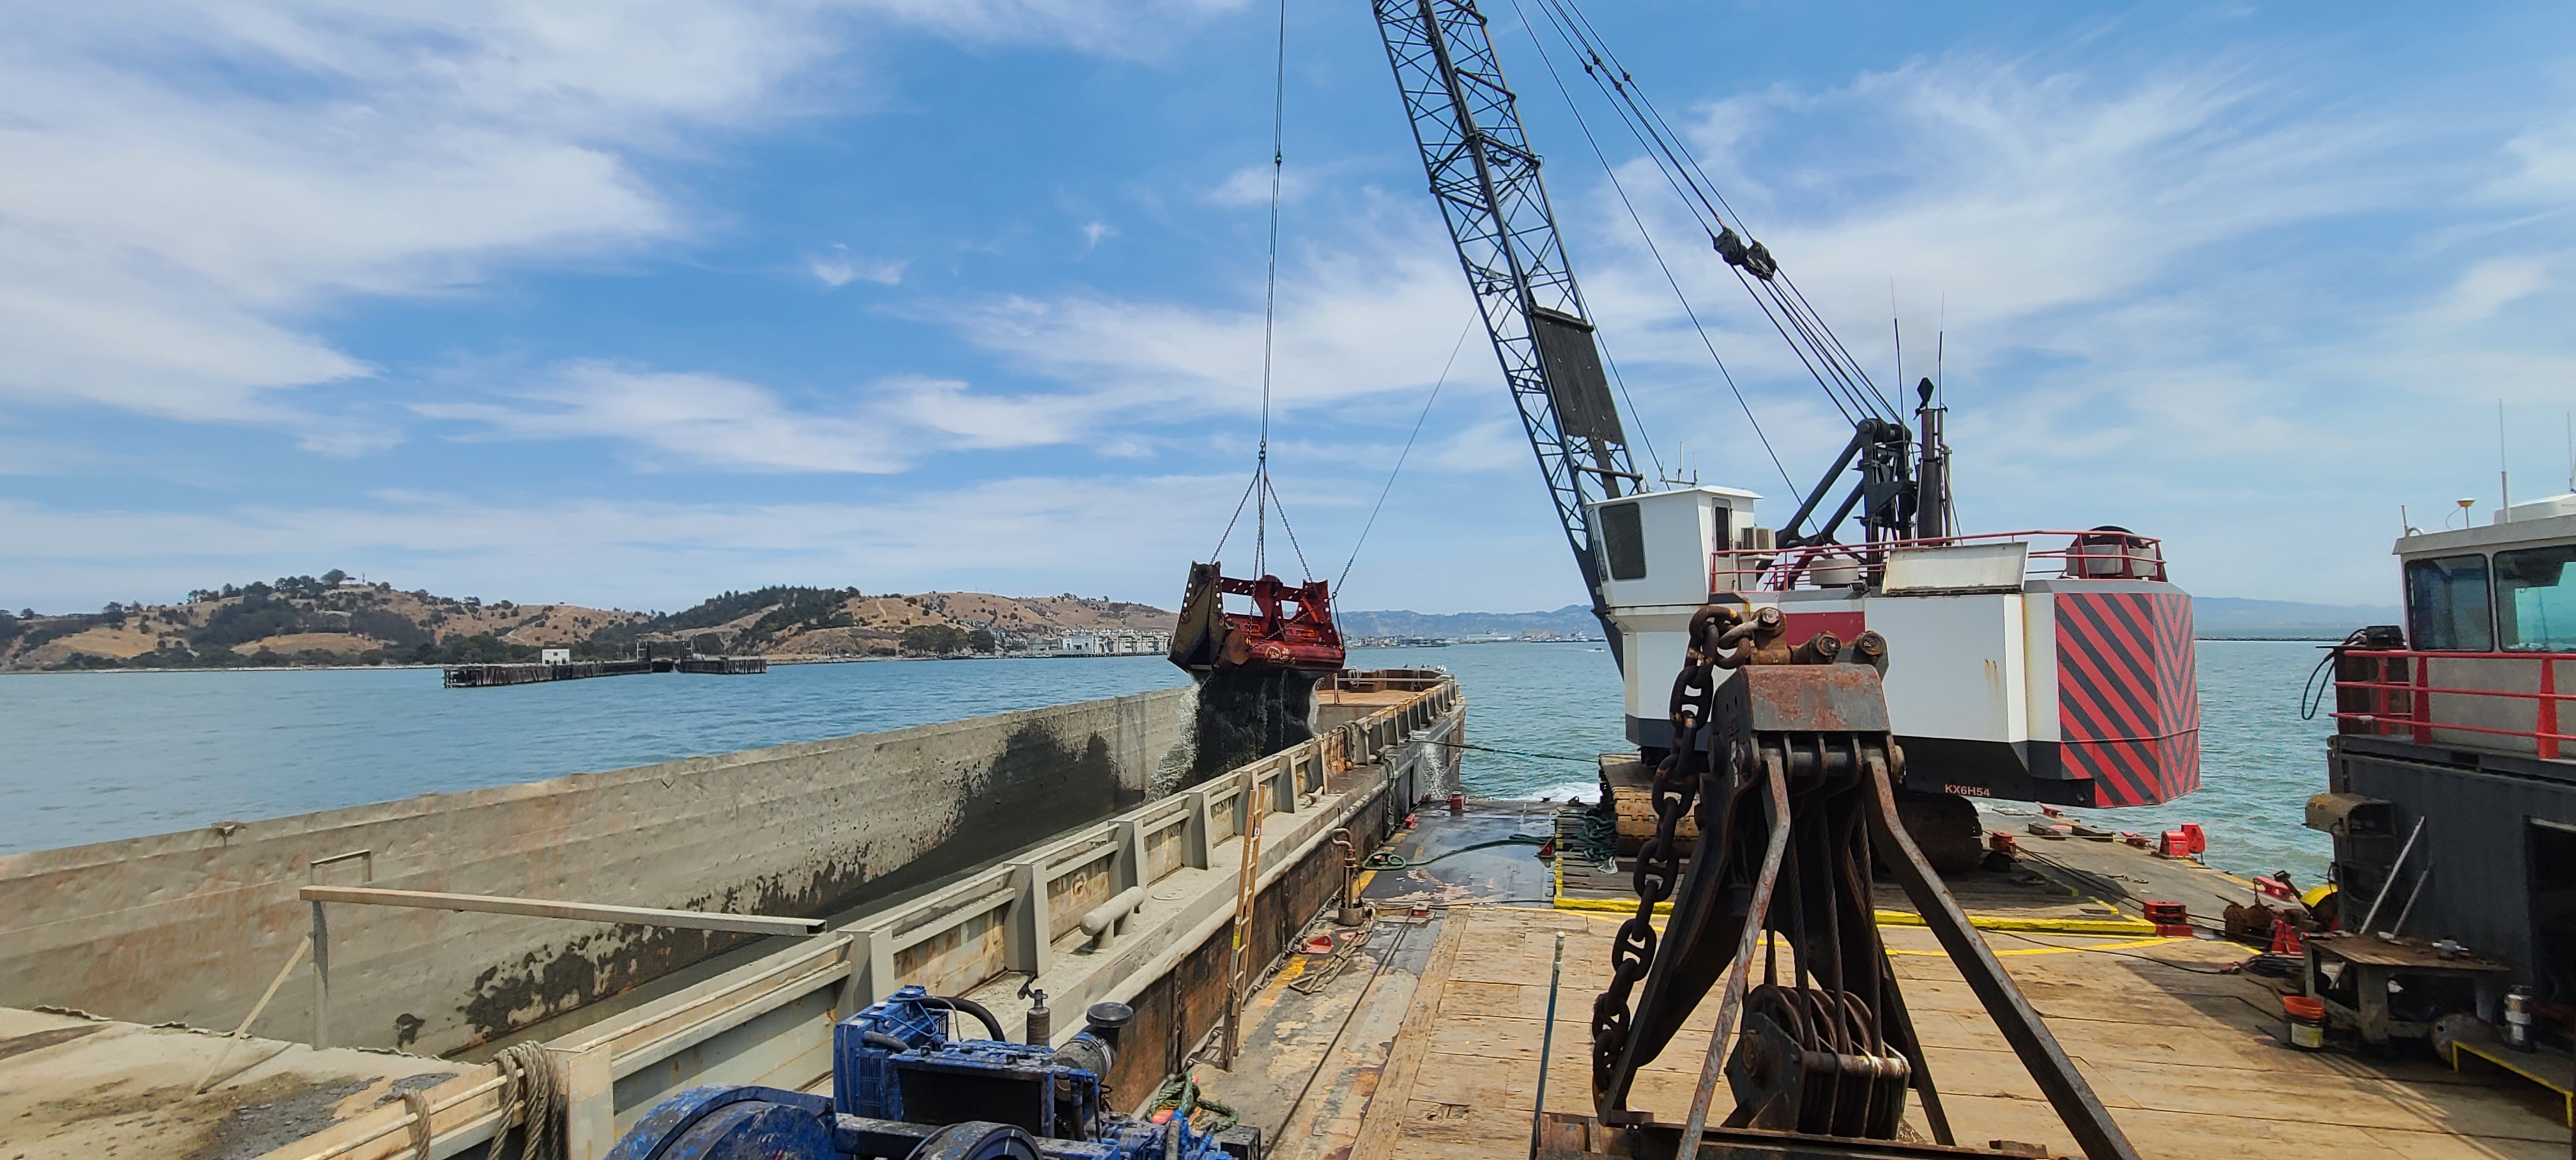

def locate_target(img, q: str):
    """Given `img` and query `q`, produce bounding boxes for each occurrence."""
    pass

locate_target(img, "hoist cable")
[1250,0,1285,574]
[1266,474,1315,583]
[1530,1,1867,423]
[1536,0,1905,425]
[1506,0,1794,493]
[1211,471,1261,561]
[1222,0,1310,578]
[1339,317,1475,595]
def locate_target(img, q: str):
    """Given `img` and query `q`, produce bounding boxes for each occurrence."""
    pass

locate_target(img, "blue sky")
[3,1,2573,614]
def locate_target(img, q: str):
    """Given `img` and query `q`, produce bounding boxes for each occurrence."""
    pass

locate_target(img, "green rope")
[1149,1075,1239,1134]
[1558,804,1619,867]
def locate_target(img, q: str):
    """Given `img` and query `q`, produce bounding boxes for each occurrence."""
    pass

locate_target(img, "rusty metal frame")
[1591,656,2138,1160]
[1863,763,2138,1160]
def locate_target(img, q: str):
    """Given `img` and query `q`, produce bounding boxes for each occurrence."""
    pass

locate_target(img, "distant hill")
[1337,605,1600,639]
[0,576,1171,671]
[1338,597,2399,643]
[0,579,2407,671]
[2191,597,2398,640]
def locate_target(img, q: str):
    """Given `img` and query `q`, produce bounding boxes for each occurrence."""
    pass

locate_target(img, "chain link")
[1591,604,1749,1094]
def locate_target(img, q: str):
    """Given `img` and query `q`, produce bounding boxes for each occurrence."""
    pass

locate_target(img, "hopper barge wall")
[0,685,1195,1058]
[249,675,1464,1160]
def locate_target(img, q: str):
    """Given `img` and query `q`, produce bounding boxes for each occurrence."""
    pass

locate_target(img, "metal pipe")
[2387,862,2434,936]
[918,996,1008,1042]
[1529,931,1564,1160]
[1680,752,1795,1150]
[2356,816,2428,935]
[297,885,825,937]
[1079,887,1149,949]
[197,938,308,1094]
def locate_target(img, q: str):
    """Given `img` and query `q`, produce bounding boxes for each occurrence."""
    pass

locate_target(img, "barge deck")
[1201,802,2574,1160]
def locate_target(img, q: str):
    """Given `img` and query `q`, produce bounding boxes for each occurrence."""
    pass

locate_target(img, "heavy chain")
[1590,604,1759,1094]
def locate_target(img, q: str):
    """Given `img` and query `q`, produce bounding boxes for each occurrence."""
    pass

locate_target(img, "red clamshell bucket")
[1167,562,1346,674]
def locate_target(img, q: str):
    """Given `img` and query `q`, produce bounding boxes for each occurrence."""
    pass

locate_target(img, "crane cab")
[1585,485,1761,733]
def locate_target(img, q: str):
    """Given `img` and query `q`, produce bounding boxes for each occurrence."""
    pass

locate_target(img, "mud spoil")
[17,1071,376,1160]
[1185,668,1323,786]
[186,1076,376,1160]
[0,1023,102,1062]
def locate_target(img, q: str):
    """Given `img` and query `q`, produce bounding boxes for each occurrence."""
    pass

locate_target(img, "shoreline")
[1,633,2340,676]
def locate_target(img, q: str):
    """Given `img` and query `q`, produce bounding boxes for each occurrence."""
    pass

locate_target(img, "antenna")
[1891,281,1903,392]
[2497,401,2511,523]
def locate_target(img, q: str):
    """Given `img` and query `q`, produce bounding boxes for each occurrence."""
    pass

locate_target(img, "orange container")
[2281,995,2326,1050]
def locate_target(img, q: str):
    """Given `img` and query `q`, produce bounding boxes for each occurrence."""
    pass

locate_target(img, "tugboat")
[2313,491,2576,1066]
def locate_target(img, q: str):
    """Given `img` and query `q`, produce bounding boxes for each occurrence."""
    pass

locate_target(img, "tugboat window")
[2496,544,2576,652]
[2405,554,2493,651]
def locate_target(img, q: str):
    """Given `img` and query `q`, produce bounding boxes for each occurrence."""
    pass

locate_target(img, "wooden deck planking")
[1312,905,2570,1160]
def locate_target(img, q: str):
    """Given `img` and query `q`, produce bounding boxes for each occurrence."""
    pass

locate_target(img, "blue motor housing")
[834,985,958,1122]
[611,985,1258,1160]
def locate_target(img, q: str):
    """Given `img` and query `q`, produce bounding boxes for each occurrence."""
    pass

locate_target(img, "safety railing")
[257,674,1464,1160]
[1710,528,2168,592]
[2333,648,2574,759]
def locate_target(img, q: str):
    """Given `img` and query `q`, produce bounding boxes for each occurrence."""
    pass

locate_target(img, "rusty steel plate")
[1721,666,1893,735]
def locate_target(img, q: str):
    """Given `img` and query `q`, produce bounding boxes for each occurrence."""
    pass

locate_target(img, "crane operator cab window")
[2496,544,2576,652]
[2405,553,2494,651]
[1599,501,1648,581]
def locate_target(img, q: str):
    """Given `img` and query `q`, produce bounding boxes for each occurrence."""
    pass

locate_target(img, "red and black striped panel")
[2056,591,2200,807]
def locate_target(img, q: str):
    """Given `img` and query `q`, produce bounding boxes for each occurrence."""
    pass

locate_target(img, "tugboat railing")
[2333,647,2575,759]
[1711,528,2170,592]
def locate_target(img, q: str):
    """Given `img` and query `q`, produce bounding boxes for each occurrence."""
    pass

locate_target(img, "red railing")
[1710,528,2168,593]
[2333,648,2575,759]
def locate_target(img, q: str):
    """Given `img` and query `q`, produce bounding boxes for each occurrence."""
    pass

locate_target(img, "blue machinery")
[608,986,1261,1160]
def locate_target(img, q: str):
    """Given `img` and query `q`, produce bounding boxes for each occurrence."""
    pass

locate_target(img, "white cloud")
[415,362,908,473]
[413,361,1100,471]
[2486,110,2576,206]
[2428,256,2555,323]
[0,0,1250,444]
[809,245,907,287]
[933,210,1481,418]
[0,476,1255,611]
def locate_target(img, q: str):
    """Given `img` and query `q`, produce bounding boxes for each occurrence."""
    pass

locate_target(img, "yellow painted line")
[1487,908,2189,958]
[1551,894,2156,936]
[1554,895,1664,915]
[1873,910,2158,936]
[1353,869,1377,896]
[1888,936,2183,957]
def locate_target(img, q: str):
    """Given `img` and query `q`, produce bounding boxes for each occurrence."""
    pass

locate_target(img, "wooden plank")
[296,885,823,936]
[1348,910,1467,1160]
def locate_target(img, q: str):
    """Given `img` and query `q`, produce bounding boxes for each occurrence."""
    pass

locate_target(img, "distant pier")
[677,655,767,675]
[443,655,765,687]
[443,659,654,688]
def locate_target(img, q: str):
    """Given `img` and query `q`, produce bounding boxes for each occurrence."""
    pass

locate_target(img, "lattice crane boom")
[1373,0,1641,648]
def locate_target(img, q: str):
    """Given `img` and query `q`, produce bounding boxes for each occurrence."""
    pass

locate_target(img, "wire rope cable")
[1528,0,1904,426]
[1506,0,1797,493]
[1215,0,1313,580]
[1338,317,1476,594]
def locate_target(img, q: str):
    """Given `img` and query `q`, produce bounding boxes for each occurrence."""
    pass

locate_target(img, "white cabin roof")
[2394,509,2576,559]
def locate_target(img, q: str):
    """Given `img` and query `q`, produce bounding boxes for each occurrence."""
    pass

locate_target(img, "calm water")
[0,641,2334,878]
[0,658,1190,853]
